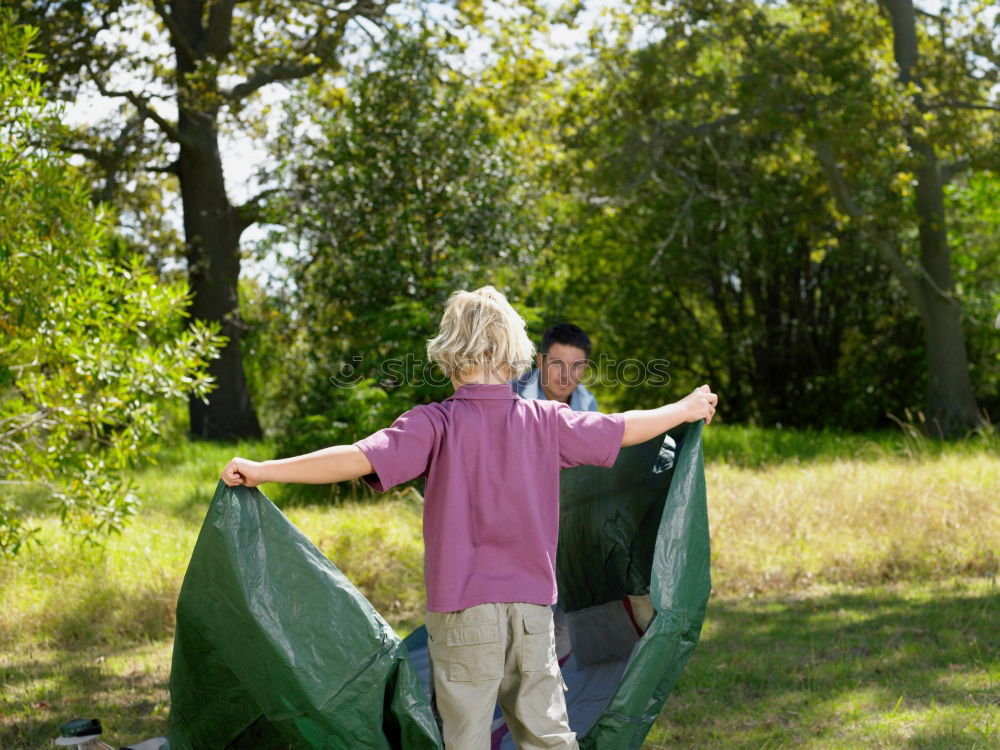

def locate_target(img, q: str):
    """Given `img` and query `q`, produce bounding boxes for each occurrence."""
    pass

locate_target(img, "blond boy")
[221,285,717,749]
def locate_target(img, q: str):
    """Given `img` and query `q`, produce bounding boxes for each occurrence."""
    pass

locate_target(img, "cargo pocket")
[521,610,556,671]
[443,622,503,682]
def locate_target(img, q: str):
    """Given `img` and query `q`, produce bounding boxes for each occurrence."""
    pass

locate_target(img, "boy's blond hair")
[428,286,535,381]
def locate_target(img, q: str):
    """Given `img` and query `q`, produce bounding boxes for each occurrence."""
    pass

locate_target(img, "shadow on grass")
[1,550,176,747]
[653,583,999,748]
[0,642,170,750]
[3,483,60,519]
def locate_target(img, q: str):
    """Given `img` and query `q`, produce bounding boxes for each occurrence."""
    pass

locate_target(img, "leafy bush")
[0,16,223,554]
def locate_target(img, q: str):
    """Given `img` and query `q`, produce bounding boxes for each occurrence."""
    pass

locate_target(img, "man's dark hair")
[541,323,592,358]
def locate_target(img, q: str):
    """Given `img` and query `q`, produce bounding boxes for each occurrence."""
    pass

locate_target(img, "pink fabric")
[354,384,625,612]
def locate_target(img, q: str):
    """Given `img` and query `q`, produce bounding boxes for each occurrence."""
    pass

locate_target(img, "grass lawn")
[649,580,998,749]
[1,427,997,748]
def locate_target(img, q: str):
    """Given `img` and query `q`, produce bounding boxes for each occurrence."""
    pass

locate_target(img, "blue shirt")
[510,368,599,412]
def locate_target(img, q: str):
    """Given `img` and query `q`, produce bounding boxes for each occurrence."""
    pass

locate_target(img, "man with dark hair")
[511,323,599,412]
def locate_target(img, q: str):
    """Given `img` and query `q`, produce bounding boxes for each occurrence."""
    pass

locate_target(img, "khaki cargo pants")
[425,602,577,750]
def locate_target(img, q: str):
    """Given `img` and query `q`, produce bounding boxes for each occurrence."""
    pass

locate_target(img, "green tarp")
[561,422,711,748]
[167,483,442,750]
[167,422,709,749]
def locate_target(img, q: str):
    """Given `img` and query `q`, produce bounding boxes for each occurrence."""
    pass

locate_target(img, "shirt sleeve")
[353,406,436,492]
[555,403,625,469]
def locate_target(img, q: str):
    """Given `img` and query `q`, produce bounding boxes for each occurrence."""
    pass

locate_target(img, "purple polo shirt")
[354,383,625,613]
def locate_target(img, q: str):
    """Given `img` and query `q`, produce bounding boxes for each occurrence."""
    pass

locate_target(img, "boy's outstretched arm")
[621,384,718,447]
[220,445,373,488]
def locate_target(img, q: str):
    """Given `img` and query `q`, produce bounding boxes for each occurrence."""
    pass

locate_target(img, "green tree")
[256,32,540,455]
[947,171,1000,419]
[17,0,390,439]
[558,0,997,433]
[815,0,994,436]
[0,17,222,555]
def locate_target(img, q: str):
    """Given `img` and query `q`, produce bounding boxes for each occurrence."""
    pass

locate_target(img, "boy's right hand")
[680,384,718,425]
[221,457,267,487]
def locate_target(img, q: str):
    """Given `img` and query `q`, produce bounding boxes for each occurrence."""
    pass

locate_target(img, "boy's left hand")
[221,457,266,487]
[680,384,718,425]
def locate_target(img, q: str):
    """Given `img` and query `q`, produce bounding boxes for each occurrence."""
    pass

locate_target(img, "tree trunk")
[22,0,386,440]
[177,109,261,439]
[172,0,261,440]
[918,280,982,436]
[882,0,983,437]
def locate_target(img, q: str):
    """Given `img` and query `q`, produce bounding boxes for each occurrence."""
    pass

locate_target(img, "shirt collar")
[450,383,519,400]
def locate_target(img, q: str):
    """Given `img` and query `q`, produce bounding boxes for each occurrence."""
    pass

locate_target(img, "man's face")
[538,343,589,404]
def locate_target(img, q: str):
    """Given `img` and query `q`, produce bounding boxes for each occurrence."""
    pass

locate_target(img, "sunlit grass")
[2,425,997,747]
[647,579,999,750]
[708,451,999,594]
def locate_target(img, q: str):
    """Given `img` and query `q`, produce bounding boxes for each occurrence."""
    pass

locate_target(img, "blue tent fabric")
[168,422,709,749]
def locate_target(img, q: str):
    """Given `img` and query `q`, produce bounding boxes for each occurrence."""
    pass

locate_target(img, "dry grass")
[708,452,999,595]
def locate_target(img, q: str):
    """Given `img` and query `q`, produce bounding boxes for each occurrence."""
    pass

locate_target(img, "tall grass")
[701,420,999,467]
[1,426,997,748]
[707,451,999,595]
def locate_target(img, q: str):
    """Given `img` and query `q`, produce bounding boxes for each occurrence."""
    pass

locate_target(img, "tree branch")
[939,158,970,183]
[234,187,282,232]
[205,0,238,60]
[60,143,105,162]
[150,0,198,65]
[223,1,388,101]
[925,98,1000,112]
[226,22,343,102]
[648,191,694,268]
[60,116,147,203]
[224,58,326,101]
[87,66,188,146]
[914,6,947,51]
[881,0,919,88]
[813,141,924,303]
[817,144,960,314]
[0,410,57,443]
[147,161,180,175]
